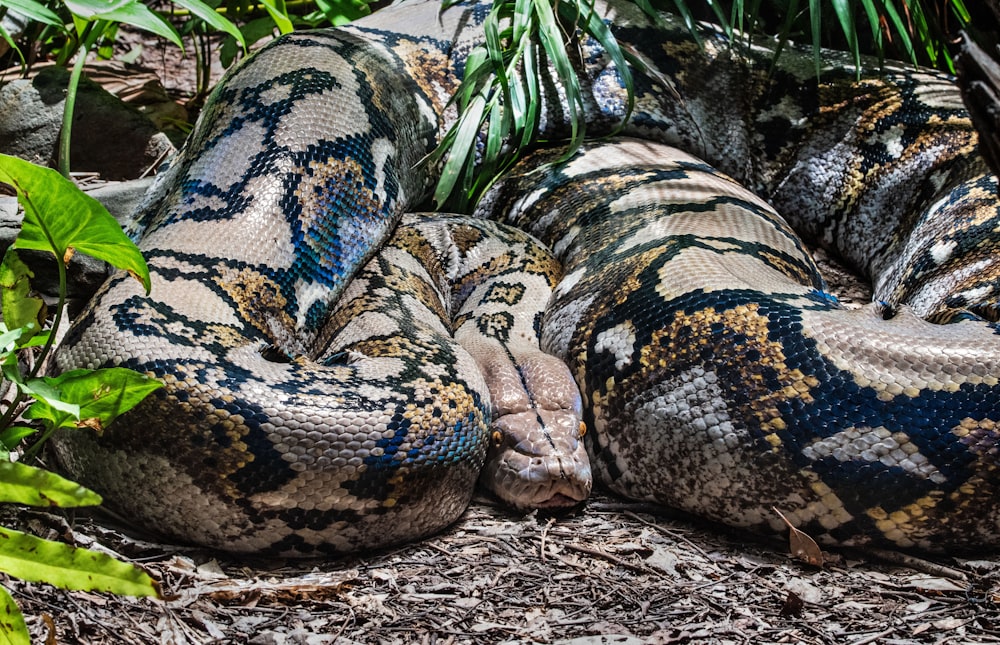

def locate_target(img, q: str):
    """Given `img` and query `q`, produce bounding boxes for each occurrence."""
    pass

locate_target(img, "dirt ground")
[5,24,1000,645]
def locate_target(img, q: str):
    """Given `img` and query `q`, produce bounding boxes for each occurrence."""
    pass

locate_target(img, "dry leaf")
[772,507,824,566]
[779,590,804,617]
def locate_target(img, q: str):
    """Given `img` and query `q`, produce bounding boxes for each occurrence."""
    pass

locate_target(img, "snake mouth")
[531,493,586,510]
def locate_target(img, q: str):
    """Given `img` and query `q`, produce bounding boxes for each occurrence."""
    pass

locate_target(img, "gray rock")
[0,66,174,180]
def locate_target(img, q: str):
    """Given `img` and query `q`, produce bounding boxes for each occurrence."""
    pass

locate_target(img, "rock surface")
[0,66,173,180]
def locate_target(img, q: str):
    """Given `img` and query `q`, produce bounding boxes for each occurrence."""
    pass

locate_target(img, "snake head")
[476,353,592,511]
[480,410,592,511]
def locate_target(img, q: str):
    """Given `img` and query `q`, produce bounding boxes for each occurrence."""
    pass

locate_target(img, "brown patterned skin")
[51,0,1000,552]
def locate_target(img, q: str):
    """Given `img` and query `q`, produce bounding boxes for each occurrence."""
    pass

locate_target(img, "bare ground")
[5,29,1000,645]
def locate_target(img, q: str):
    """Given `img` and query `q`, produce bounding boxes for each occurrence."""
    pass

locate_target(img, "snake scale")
[51,0,1000,554]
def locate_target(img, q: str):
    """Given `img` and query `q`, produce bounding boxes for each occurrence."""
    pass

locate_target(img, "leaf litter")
[4,489,1000,644]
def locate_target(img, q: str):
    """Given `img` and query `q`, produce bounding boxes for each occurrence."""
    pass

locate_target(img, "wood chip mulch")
[8,491,1000,644]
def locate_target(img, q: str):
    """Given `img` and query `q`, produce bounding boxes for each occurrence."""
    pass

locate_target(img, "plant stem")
[58,21,107,179]
[27,257,66,385]
[18,258,68,463]
[0,387,27,437]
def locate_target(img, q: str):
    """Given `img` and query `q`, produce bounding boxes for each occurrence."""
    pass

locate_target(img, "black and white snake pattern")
[50,0,1000,554]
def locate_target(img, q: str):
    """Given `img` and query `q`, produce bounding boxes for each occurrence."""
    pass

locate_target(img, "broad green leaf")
[0,328,23,355]
[0,427,35,453]
[0,154,151,294]
[26,368,161,432]
[0,526,161,598]
[0,461,102,507]
[19,374,80,426]
[63,0,131,16]
[0,250,43,341]
[0,584,29,645]
[171,0,245,47]
[3,329,48,352]
[0,0,61,25]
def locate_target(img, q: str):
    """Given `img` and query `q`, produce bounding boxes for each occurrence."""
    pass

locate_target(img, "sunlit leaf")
[0,526,161,598]
[313,0,371,25]
[0,154,150,294]
[434,93,486,208]
[0,426,35,453]
[24,368,161,431]
[171,0,245,47]
[63,0,182,47]
[0,0,60,25]
[260,0,294,34]
[0,251,43,347]
[0,584,29,645]
[0,461,102,507]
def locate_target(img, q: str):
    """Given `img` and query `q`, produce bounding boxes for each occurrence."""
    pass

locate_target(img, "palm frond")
[426,0,638,210]
[428,0,979,210]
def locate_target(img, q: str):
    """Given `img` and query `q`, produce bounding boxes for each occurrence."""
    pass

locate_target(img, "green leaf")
[171,0,245,48]
[0,250,43,342]
[0,461,102,507]
[24,368,161,432]
[0,584,29,645]
[808,0,821,76]
[63,0,182,48]
[259,0,293,34]
[19,373,80,427]
[0,526,161,598]
[0,24,23,70]
[0,427,35,453]
[535,0,584,154]
[433,93,486,208]
[0,0,61,25]
[880,0,918,67]
[0,327,22,352]
[313,0,371,25]
[830,0,860,72]
[0,154,151,294]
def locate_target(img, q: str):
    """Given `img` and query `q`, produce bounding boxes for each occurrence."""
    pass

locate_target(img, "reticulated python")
[51,0,1000,554]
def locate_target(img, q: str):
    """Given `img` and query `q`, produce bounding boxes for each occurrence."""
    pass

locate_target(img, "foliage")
[661,0,973,74]
[428,0,977,207]
[425,0,642,211]
[0,154,162,642]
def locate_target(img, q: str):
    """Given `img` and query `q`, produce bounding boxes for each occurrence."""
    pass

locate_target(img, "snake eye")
[492,430,503,447]
[578,422,587,438]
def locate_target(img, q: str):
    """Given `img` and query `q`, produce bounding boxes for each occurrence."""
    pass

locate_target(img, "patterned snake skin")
[51,0,1000,553]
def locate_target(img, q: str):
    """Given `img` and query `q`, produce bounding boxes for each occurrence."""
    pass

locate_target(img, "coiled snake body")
[52,0,1000,553]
